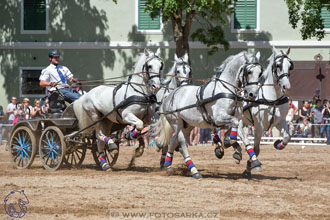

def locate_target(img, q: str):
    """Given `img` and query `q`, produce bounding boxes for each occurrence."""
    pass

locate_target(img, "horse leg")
[213,128,225,159]
[94,119,114,171]
[242,124,262,178]
[160,144,168,168]
[234,117,262,171]
[122,113,145,157]
[274,122,290,150]
[177,128,202,179]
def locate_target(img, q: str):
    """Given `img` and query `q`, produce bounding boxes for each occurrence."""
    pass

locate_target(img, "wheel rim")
[40,129,63,169]
[11,130,32,168]
[64,147,86,167]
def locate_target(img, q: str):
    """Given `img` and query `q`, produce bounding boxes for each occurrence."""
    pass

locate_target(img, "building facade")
[0,0,330,108]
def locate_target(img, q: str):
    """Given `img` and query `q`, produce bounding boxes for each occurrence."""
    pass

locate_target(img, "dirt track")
[1,142,330,220]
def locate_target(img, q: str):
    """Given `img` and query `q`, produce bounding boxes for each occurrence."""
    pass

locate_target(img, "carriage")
[8,93,120,171]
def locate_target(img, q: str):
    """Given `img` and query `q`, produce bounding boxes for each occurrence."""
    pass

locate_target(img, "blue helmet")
[48,49,60,57]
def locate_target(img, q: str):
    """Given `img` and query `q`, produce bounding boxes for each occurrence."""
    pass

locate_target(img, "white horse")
[72,48,163,171]
[156,51,263,178]
[155,53,192,167]
[240,48,293,177]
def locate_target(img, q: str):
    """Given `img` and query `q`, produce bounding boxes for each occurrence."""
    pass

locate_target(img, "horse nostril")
[249,93,254,97]
[283,85,286,90]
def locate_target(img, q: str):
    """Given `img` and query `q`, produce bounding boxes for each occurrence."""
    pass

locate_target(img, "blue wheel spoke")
[22,149,31,159]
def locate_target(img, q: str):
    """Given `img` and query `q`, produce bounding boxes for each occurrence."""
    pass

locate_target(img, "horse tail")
[156,114,173,147]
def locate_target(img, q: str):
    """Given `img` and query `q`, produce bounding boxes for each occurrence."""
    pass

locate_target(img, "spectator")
[12,102,24,124]
[0,105,4,145]
[298,100,311,122]
[22,98,33,120]
[321,101,330,145]
[298,117,312,138]
[31,99,44,119]
[41,96,49,113]
[6,96,17,124]
[311,99,323,139]
[190,127,200,145]
[313,88,321,102]
[288,98,298,116]
[200,128,210,145]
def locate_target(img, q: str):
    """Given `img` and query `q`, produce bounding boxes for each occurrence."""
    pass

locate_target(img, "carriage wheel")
[10,126,37,169]
[64,145,87,168]
[39,126,66,171]
[92,144,119,169]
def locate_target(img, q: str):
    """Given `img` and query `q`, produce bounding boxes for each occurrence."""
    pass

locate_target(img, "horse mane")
[216,51,248,77]
[133,52,148,73]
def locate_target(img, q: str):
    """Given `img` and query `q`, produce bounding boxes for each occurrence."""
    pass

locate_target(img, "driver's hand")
[50,82,57,87]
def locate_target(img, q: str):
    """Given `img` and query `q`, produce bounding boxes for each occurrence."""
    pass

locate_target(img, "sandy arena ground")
[0,142,330,220]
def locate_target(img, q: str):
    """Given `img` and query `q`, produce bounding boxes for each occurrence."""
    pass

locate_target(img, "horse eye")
[176,70,180,73]
[148,65,152,69]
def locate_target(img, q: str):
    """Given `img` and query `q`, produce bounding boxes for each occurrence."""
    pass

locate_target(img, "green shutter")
[138,0,160,30]
[321,5,330,28]
[24,0,46,31]
[234,0,257,29]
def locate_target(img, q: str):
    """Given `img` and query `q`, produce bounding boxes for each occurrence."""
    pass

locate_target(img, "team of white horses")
[73,47,293,178]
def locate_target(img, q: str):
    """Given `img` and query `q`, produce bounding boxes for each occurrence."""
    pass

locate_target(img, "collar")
[50,63,57,69]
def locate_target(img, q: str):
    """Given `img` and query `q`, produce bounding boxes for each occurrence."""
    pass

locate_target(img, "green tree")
[285,0,330,40]
[144,0,233,57]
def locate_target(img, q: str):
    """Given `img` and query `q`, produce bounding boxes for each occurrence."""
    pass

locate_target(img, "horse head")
[271,47,293,93]
[140,48,163,93]
[238,51,263,100]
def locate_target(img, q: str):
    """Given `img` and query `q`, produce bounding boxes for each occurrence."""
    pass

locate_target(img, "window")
[137,0,161,32]
[21,0,48,34]
[20,67,46,98]
[232,0,259,32]
[321,5,330,29]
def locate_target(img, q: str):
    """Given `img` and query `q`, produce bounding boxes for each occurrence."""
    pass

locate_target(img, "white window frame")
[21,0,49,34]
[20,67,47,98]
[231,0,260,34]
[135,0,163,34]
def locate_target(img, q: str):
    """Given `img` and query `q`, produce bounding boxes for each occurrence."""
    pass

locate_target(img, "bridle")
[239,62,263,88]
[142,55,163,80]
[272,54,294,83]
[175,58,191,86]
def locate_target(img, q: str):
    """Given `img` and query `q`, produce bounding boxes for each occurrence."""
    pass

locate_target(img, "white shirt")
[40,64,73,91]
[6,103,16,121]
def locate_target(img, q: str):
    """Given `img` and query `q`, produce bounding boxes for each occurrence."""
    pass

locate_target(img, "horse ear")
[183,53,189,62]
[243,52,249,62]
[272,46,278,53]
[144,48,150,56]
[280,50,284,55]
[255,51,261,61]
[155,48,161,57]
[286,47,291,55]
[174,53,179,62]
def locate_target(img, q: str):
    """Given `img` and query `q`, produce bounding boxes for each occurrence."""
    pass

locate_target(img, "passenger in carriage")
[39,49,81,103]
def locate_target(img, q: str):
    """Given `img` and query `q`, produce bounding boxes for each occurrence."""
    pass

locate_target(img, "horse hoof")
[108,143,117,151]
[273,139,285,150]
[134,147,144,157]
[223,137,231,148]
[166,166,174,175]
[233,152,242,163]
[250,160,262,169]
[242,170,251,179]
[192,172,202,179]
[254,166,262,172]
[214,147,224,159]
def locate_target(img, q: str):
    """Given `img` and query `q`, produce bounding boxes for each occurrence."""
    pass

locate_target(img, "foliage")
[145,0,234,55]
[285,0,330,40]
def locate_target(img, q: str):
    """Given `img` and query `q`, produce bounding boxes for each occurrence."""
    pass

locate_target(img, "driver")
[39,49,81,103]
